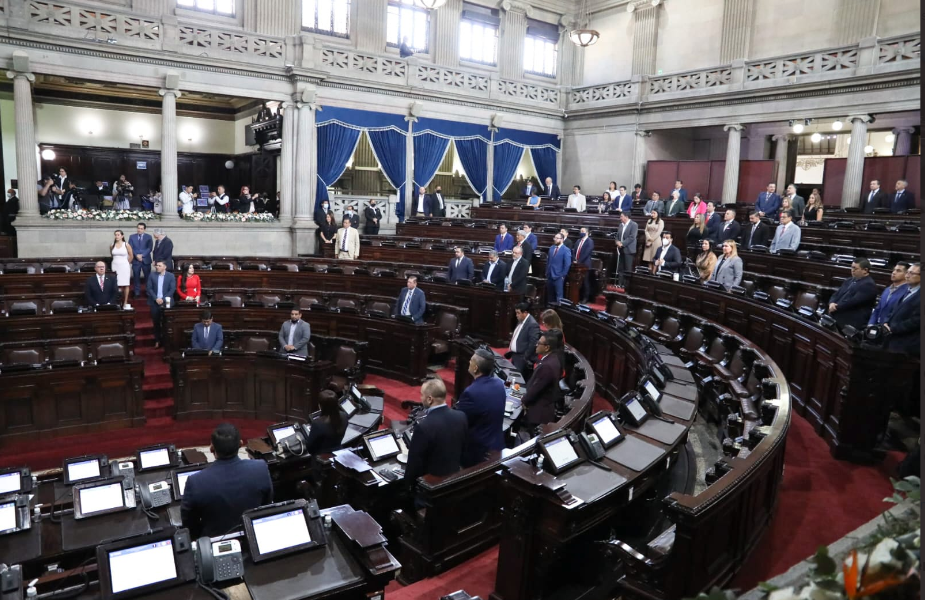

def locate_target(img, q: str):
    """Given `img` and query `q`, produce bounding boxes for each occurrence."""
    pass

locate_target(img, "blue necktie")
[402,290,413,315]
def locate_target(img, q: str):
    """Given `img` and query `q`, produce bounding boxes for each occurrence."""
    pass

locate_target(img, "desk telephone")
[195,537,244,584]
[138,480,173,509]
[578,432,605,462]
[110,461,135,488]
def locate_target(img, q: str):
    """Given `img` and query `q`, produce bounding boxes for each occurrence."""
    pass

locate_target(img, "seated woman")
[305,390,349,455]
[686,193,707,218]
[600,192,614,212]
[686,214,707,251]
[178,263,202,304]
[696,239,718,282]
[802,191,824,224]
[526,191,541,208]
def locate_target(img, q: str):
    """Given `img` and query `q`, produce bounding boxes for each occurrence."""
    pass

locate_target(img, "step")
[143,379,173,392]
[145,416,174,427]
[145,373,172,387]
[135,347,164,357]
[144,362,170,377]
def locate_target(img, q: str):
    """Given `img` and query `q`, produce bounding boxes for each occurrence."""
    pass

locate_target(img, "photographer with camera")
[113,174,134,210]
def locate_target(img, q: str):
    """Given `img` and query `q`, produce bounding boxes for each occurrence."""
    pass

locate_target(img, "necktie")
[902,288,918,303]
[99,276,104,290]
[341,230,348,251]
[713,258,724,280]
[402,289,413,315]
[576,239,585,260]
[553,246,559,258]
[750,225,757,246]
[869,192,874,202]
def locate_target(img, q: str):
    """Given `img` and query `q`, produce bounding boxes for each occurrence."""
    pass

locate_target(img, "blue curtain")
[316,123,361,203]
[413,132,450,189]
[367,128,407,220]
[492,142,524,202]
[454,138,489,201]
[530,147,558,190]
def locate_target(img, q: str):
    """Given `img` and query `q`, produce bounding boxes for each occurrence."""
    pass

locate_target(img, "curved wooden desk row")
[1,333,136,366]
[625,273,918,460]
[0,311,135,343]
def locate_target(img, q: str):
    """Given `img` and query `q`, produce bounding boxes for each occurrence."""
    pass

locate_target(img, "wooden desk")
[0,311,135,343]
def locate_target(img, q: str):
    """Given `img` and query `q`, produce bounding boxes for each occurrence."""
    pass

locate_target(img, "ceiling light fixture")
[831,120,844,131]
[810,133,822,143]
[570,0,600,47]
[864,145,874,154]
[885,133,896,143]
[792,121,804,134]
[41,149,56,161]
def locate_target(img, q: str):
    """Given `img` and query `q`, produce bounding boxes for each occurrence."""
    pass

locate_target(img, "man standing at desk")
[84,261,119,306]
[827,258,878,330]
[152,229,174,272]
[191,309,223,355]
[482,251,508,290]
[456,349,506,467]
[521,329,563,428]
[406,378,468,483]
[494,224,514,253]
[182,423,273,538]
[279,308,311,357]
[448,247,474,283]
[131,222,153,298]
[146,260,176,349]
[506,302,540,379]
[394,275,426,324]
[546,233,571,305]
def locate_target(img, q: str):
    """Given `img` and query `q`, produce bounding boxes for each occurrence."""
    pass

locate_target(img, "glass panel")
[215,0,233,15]
[317,0,332,28]
[302,0,317,27]
[196,0,214,11]
[333,0,349,33]
[459,20,471,60]
[413,10,427,50]
[386,6,399,44]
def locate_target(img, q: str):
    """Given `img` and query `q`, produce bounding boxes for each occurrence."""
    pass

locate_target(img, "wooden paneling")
[737,160,776,204]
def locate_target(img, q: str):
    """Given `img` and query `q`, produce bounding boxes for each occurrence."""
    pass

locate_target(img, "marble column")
[278,101,297,222]
[722,124,745,204]
[720,0,755,63]
[356,0,388,53]
[293,96,317,220]
[841,115,871,208]
[772,134,792,190]
[433,0,462,67]
[159,86,180,218]
[499,3,527,80]
[893,127,914,156]
[633,131,651,189]
[5,67,37,216]
[631,4,660,76]
[836,0,880,46]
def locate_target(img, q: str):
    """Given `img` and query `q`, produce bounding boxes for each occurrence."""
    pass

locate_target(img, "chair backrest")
[50,299,78,313]
[367,300,392,315]
[436,311,459,337]
[53,345,87,363]
[682,326,704,353]
[96,342,127,361]
[706,337,727,362]
[608,300,629,318]
[335,298,358,312]
[632,307,655,329]
[741,280,756,296]
[726,349,747,379]
[298,296,321,310]
[9,301,38,316]
[214,293,243,308]
[793,291,819,311]
[658,316,681,339]
[42,264,70,273]
[5,348,44,365]
[334,345,358,370]
[210,261,236,270]
[257,294,283,308]
[243,337,271,353]
[767,285,788,303]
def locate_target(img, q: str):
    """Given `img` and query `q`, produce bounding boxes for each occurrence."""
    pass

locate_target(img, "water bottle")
[165,296,172,309]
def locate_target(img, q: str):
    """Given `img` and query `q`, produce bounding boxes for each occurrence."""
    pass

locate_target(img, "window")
[387,0,429,53]
[302,0,350,38]
[459,6,498,66]
[176,0,234,16]
[523,34,557,78]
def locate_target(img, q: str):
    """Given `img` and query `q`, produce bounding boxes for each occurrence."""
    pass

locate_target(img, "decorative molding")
[745,48,858,82]
[494,79,560,106]
[178,25,283,60]
[877,36,921,65]
[569,81,633,105]
[416,65,490,93]
[649,67,732,94]
[321,48,407,79]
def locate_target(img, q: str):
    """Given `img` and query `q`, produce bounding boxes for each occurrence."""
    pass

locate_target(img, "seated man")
[181,423,273,538]
[84,261,119,306]
[651,232,682,273]
[448,247,474,283]
[769,211,801,253]
[482,250,509,290]
[278,308,311,356]
[191,309,223,355]
[505,302,541,380]
[869,262,910,326]
[827,258,878,330]
[521,329,564,428]
[885,263,920,354]
[394,275,426,324]
[405,378,468,484]
[456,349,506,467]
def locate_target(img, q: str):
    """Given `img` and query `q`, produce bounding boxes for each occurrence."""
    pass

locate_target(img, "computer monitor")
[339,395,358,418]
[620,393,649,427]
[0,467,31,495]
[242,499,326,563]
[73,477,135,520]
[362,430,401,463]
[136,444,179,472]
[63,454,108,485]
[0,495,30,536]
[587,411,624,449]
[641,376,662,405]
[170,464,205,502]
[537,432,582,475]
[97,529,195,600]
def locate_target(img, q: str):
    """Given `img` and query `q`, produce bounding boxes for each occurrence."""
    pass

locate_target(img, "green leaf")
[894,480,915,492]
[815,579,842,592]
[757,582,779,592]
[812,546,837,575]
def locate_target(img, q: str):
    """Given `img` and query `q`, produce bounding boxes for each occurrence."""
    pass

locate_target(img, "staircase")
[132,292,175,425]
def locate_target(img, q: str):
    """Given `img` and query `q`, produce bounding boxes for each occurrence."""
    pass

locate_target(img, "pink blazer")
[687,201,707,218]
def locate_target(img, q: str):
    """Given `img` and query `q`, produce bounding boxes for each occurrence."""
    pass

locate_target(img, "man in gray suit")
[662,191,684,217]
[784,184,805,219]
[278,308,311,357]
[769,212,801,253]
[614,211,638,289]
[710,240,744,290]
[146,260,176,349]
[643,192,662,215]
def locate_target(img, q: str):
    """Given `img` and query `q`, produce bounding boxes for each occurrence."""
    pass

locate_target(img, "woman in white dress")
[110,230,134,307]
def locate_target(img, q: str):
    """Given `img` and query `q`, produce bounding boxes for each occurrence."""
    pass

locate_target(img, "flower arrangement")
[43,209,160,221]
[181,212,278,223]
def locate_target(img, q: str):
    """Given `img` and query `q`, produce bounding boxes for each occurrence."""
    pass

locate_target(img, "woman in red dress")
[177,263,202,304]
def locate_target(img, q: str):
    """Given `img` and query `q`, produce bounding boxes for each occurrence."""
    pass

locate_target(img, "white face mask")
[662,239,670,247]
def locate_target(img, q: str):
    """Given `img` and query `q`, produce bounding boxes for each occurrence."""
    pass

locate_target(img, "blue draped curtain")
[530,147,558,190]
[413,132,450,189]
[454,138,489,201]
[492,142,524,202]
[366,128,408,220]
[316,123,361,203]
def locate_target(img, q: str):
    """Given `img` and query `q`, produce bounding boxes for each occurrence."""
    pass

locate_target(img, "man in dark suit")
[558,228,574,251]
[51,167,70,209]
[429,186,447,217]
[740,211,771,249]
[84,261,119,306]
[448,247,474,283]
[482,251,509,290]
[651,232,682,273]
[662,191,684,217]
[862,179,888,213]
[631,184,645,204]
[506,246,530,294]
[669,180,688,205]
[364,200,382,235]
[131,222,154,297]
[1,188,19,236]
[614,186,633,212]
[703,202,722,241]
[405,378,468,484]
[543,177,560,200]
[573,226,594,303]
[494,224,514,252]
[152,230,174,272]
[717,209,742,242]
[523,180,537,199]
[89,180,109,208]
[342,205,360,229]
[884,263,920,354]
[521,329,563,427]
[191,309,224,355]
[546,233,571,305]
[394,275,426,323]
[456,350,506,467]
[278,308,311,357]
[755,182,781,217]
[523,224,539,251]
[181,423,273,538]
[505,303,541,379]
[146,260,176,348]
[827,258,879,330]
[784,184,805,219]
[413,186,431,217]
[889,179,915,213]
[514,230,533,264]
[869,262,910,325]
[614,212,637,289]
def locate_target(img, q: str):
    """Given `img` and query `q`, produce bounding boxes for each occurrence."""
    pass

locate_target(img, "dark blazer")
[448,256,475,282]
[717,220,741,242]
[869,284,908,325]
[573,236,594,266]
[886,288,920,354]
[523,183,537,198]
[546,244,571,280]
[394,287,426,323]
[84,274,119,306]
[145,271,176,308]
[455,376,506,467]
[364,206,382,234]
[756,192,781,216]
[862,189,889,213]
[152,236,174,272]
[509,314,540,373]
[740,221,771,249]
[545,184,561,199]
[829,275,878,330]
[482,260,509,290]
[515,241,533,263]
[889,190,915,213]
[1,195,19,234]
[521,353,562,426]
[343,211,360,229]
[653,245,683,272]
[508,257,530,294]
[405,405,468,483]
[616,220,638,256]
[494,233,514,253]
[305,410,350,455]
[412,194,432,217]
[704,213,722,240]
[524,233,539,250]
[131,232,154,265]
[429,193,447,217]
[192,322,224,353]
[614,195,633,212]
[181,456,273,538]
[662,198,684,217]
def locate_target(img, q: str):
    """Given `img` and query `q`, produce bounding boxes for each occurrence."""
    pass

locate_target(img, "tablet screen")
[79,482,124,515]
[252,509,311,555]
[0,472,20,495]
[591,416,621,446]
[340,398,356,416]
[0,501,16,533]
[545,437,579,471]
[369,434,399,460]
[67,459,101,483]
[644,380,661,403]
[139,448,171,470]
[272,425,296,441]
[176,470,201,497]
[626,397,647,422]
[108,540,178,594]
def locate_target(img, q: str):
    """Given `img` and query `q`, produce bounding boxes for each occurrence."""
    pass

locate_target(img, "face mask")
[662,239,670,247]
[370,203,376,207]
[436,190,442,194]
[322,204,329,210]
[579,232,586,238]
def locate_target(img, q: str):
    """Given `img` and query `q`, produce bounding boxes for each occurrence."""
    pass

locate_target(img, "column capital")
[724,123,745,132]
[500,0,531,16]
[628,0,664,14]
[159,88,181,98]
[634,130,652,138]
[296,101,318,111]
[847,114,872,124]
[892,127,915,135]
[5,70,34,82]
[772,133,793,142]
